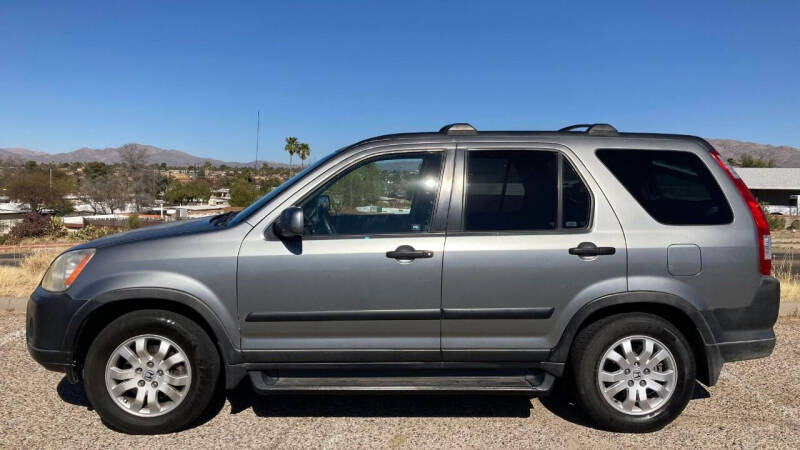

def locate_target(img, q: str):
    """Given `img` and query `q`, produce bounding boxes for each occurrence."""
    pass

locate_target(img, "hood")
[70,217,223,250]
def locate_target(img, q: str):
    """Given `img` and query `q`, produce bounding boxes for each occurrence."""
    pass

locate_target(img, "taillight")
[709,149,771,275]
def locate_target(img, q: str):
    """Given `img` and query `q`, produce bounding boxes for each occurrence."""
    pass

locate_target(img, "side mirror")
[274,207,304,239]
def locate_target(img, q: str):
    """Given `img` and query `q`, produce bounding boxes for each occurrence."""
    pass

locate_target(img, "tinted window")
[562,158,591,228]
[597,150,733,225]
[465,151,558,231]
[301,153,443,235]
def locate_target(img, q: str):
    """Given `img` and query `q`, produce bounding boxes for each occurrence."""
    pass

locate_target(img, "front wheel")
[570,313,696,432]
[83,309,221,434]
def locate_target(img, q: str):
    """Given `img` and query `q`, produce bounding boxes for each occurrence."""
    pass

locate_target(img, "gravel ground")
[1,313,799,449]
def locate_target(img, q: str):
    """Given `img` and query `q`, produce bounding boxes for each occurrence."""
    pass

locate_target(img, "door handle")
[386,245,434,260]
[569,242,616,257]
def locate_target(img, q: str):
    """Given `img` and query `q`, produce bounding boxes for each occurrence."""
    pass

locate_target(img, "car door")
[237,148,453,362]
[441,145,627,361]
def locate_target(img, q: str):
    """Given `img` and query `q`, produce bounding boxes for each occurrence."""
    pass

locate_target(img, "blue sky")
[1,0,798,163]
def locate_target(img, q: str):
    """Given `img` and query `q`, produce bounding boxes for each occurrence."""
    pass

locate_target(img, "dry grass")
[0,248,65,298]
[774,250,800,303]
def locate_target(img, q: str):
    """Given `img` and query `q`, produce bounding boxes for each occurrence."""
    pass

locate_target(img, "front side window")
[464,150,591,232]
[596,149,733,225]
[300,152,443,235]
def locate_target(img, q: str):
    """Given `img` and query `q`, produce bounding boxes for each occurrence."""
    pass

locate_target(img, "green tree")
[164,179,211,204]
[85,161,110,179]
[284,137,299,175]
[5,167,75,212]
[230,178,258,207]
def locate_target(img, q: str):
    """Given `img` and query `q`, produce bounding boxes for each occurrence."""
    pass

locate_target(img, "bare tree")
[80,173,128,214]
[119,144,154,211]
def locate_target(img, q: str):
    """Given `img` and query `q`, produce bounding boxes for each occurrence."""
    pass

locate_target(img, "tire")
[569,312,695,432]
[83,309,221,434]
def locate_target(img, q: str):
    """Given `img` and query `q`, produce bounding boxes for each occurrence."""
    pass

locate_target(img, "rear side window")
[596,150,733,225]
[464,150,591,231]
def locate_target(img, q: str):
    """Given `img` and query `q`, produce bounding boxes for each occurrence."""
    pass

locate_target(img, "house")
[209,188,231,206]
[737,168,800,215]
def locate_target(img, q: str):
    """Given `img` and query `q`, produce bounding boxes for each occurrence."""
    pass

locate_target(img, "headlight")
[41,249,95,292]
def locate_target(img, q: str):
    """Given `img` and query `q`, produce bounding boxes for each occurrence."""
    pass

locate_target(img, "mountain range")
[2,138,800,168]
[0,144,285,168]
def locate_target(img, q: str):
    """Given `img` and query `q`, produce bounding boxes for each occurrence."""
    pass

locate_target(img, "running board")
[248,370,556,395]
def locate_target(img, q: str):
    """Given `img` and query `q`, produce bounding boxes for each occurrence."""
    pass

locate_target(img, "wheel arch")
[551,291,721,386]
[67,288,241,382]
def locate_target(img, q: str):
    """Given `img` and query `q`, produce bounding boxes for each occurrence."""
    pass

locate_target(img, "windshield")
[227,150,340,227]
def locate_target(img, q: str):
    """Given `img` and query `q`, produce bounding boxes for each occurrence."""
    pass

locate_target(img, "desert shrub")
[760,204,785,231]
[789,219,800,231]
[71,225,118,241]
[44,217,69,240]
[7,212,50,242]
[767,214,785,231]
[127,214,141,229]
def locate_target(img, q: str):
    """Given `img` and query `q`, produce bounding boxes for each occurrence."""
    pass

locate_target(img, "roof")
[737,168,800,190]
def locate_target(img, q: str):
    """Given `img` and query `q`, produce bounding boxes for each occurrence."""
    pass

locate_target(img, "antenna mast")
[254,110,260,170]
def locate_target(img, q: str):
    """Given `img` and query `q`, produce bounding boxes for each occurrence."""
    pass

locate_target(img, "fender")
[548,290,717,363]
[64,287,241,366]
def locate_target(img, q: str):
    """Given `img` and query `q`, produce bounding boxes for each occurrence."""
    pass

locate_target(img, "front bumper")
[702,276,780,385]
[26,287,87,382]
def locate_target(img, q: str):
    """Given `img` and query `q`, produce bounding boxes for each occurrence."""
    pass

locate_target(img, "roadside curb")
[2,296,799,316]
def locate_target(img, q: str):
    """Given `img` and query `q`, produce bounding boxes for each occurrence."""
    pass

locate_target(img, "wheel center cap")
[143,369,156,382]
[632,370,642,380]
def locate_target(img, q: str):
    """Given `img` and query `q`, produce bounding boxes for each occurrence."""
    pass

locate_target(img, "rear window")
[596,149,733,225]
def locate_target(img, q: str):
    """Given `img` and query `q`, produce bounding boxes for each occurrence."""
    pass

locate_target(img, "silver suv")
[27,123,779,434]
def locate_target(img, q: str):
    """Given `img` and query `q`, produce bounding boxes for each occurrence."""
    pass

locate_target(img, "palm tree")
[297,142,311,169]
[284,137,299,175]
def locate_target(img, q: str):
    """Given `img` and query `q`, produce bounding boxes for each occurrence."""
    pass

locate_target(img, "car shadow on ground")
[57,376,711,431]
[57,376,90,408]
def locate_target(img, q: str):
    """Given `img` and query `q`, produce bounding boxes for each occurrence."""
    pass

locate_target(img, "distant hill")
[706,139,800,168]
[0,143,289,168]
[2,138,799,168]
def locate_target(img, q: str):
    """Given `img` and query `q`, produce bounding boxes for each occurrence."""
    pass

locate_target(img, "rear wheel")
[570,313,695,432]
[83,309,220,434]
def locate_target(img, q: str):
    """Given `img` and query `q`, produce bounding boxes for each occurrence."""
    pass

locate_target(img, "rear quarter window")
[596,149,733,225]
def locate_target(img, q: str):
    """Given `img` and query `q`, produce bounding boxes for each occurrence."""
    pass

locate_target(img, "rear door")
[440,144,627,360]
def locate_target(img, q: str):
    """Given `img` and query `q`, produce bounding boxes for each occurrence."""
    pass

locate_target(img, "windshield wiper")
[210,211,237,227]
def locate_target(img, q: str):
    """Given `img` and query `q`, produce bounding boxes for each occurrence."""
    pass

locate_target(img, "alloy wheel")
[104,334,192,417]
[596,335,678,415]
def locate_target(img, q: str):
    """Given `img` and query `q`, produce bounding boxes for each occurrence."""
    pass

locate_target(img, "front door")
[238,150,450,362]
[441,147,627,360]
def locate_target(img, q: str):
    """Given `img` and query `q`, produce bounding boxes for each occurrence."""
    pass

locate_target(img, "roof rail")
[558,123,618,136]
[440,123,477,135]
